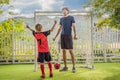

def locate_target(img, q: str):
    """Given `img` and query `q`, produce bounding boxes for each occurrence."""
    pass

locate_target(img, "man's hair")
[62,7,69,14]
[35,23,42,31]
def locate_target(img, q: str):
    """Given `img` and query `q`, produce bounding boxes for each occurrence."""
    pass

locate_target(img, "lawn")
[0,63,120,80]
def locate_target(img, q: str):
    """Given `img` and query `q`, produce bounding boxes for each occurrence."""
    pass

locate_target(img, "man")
[53,7,77,73]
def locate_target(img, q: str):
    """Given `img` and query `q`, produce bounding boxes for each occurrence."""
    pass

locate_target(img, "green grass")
[0,63,120,80]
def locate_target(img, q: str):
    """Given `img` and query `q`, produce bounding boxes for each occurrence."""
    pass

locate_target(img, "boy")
[26,20,57,78]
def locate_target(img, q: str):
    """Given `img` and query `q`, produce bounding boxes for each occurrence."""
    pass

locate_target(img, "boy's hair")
[62,7,69,14]
[35,23,42,31]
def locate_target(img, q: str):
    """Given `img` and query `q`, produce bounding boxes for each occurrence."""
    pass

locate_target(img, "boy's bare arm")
[50,20,57,32]
[26,25,35,32]
[53,25,62,41]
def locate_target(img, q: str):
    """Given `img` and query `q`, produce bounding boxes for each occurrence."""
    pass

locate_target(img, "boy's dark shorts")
[37,52,52,63]
[61,34,73,49]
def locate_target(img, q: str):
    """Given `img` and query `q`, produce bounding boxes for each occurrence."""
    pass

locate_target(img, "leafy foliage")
[86,0,120,29]
[0,0,10,4]
[0,0,10,14]
[0,18,25,56]
[0,18,25,32]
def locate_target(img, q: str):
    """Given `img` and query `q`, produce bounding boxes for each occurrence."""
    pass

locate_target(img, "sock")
[48,61,53,75]
[40,63,45,76]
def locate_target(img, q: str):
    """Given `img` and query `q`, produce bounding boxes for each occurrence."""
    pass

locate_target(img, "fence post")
[34,39,37,72]
[90,12,94,70]
[34,12,38,72]
[103,28,107,62]
[12,31,15,64]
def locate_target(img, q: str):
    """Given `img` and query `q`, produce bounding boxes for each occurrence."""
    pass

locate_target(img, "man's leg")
[69,49,76,73]
[62,49,67,67]
[60,49,68,71]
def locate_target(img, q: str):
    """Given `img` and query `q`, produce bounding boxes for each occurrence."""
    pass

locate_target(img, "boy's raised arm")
[50,20,57,32]
[26,24,35,32]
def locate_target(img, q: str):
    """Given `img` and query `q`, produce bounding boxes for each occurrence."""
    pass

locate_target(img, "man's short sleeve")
[59,18,62,26]
[43,30,50,36]
[71,16,75,23]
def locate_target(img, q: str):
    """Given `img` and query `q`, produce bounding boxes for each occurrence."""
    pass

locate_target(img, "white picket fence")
[0,29,120,64]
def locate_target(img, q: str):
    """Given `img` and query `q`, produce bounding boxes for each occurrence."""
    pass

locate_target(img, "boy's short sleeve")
[71,16,75,23]
[32,31,36,36]
[43,30,50,36]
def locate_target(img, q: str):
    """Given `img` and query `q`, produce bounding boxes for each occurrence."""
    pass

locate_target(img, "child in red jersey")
[26,20,57,78]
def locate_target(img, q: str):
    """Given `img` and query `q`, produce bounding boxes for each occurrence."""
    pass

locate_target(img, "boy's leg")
[40,63,45,78]
[39,53,45,78]
[48,61,53,77]
[69,49,76,73]
[45,53,53,77]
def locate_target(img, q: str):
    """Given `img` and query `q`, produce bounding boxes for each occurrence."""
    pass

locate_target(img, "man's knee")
[62,49,66,53]
[69,49,73,53]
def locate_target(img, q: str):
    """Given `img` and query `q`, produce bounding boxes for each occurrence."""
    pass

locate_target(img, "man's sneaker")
[50,74,53,78]
[72,67,76,73]
[59,67,68,71]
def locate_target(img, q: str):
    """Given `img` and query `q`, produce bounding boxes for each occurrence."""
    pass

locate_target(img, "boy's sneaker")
[72,67,76,73]
[40,75,45,78]
[59,67,68,71]
[50,74,53,78]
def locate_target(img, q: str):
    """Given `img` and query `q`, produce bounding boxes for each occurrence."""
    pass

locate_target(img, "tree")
[0,18,25,57]
[87,0,120,29]
[0,0,10,14]
[0,0,10,4]
[0,0,27,58]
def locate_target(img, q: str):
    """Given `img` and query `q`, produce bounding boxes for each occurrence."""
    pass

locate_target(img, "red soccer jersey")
[32,30,50,52]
